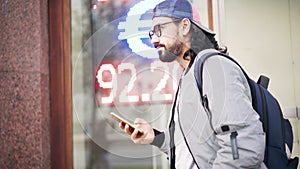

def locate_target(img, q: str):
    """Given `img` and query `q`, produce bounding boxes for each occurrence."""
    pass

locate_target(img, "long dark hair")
[190,23,227,55]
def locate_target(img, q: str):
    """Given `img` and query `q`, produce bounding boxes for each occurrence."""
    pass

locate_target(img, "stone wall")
[0,0,51,168]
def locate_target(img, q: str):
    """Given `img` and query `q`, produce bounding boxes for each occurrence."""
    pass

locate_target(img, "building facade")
[0,0,299,168]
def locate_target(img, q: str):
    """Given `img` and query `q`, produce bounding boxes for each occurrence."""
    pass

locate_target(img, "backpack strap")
[193,51,263,130]
[194,52,251,106]
[194,51,269,132]
[194,51,254,160]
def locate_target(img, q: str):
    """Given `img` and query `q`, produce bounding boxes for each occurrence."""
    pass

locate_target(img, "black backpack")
[194,52,299,169]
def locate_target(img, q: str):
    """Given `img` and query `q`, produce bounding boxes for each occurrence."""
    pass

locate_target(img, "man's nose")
[150,34,160,45]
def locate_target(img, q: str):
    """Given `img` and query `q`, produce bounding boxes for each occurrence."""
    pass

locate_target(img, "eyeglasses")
[149,19,181,39]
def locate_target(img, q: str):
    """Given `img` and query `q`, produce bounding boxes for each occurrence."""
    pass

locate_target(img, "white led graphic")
[118,0,164,59]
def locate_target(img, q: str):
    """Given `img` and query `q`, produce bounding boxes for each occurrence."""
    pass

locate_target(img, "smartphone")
[110,112,143,136]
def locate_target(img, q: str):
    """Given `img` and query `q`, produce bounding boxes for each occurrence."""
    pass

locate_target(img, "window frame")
[48,0,213,168]
[49,0,72,168]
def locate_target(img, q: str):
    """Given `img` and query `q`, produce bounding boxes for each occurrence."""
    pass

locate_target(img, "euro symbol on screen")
[118,0,164,59]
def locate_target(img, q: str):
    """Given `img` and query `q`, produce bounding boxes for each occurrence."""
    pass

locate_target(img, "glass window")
[71,0,211,168]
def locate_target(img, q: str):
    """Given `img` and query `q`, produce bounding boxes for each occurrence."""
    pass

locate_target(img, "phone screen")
[110,112,143,135]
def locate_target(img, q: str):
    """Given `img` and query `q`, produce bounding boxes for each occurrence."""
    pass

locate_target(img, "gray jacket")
[152,49,267,169]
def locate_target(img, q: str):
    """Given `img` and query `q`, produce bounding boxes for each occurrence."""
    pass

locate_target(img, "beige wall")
[217,0,300,161]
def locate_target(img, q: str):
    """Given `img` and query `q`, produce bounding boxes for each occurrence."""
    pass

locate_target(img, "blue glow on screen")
[118,0,164,59]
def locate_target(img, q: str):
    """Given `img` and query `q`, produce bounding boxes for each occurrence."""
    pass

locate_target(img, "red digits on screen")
[96,64,117,104]
[150,61,172,102]
[96,61,180,105]
[118,63,139,103]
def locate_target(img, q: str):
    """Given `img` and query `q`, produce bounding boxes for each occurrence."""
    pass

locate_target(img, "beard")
[158,38,183,62]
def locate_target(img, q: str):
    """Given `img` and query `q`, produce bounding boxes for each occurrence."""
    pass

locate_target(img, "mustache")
[154,43,165,49]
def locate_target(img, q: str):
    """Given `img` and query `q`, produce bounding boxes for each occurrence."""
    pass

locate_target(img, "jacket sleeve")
[151,128,170,154]
[202,56,266,169]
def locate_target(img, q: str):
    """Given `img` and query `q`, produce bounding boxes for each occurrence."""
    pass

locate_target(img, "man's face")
[150,17,184,62]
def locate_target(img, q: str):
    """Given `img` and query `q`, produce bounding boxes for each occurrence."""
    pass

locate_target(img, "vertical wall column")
[0,0,51,168]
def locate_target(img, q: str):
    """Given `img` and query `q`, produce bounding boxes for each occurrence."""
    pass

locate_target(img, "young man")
[119,0,266,168]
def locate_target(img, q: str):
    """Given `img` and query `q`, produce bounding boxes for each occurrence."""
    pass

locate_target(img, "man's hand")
[119,118,155,145]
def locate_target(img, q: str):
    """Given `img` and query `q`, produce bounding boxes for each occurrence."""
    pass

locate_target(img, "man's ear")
[180,18,191,36]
